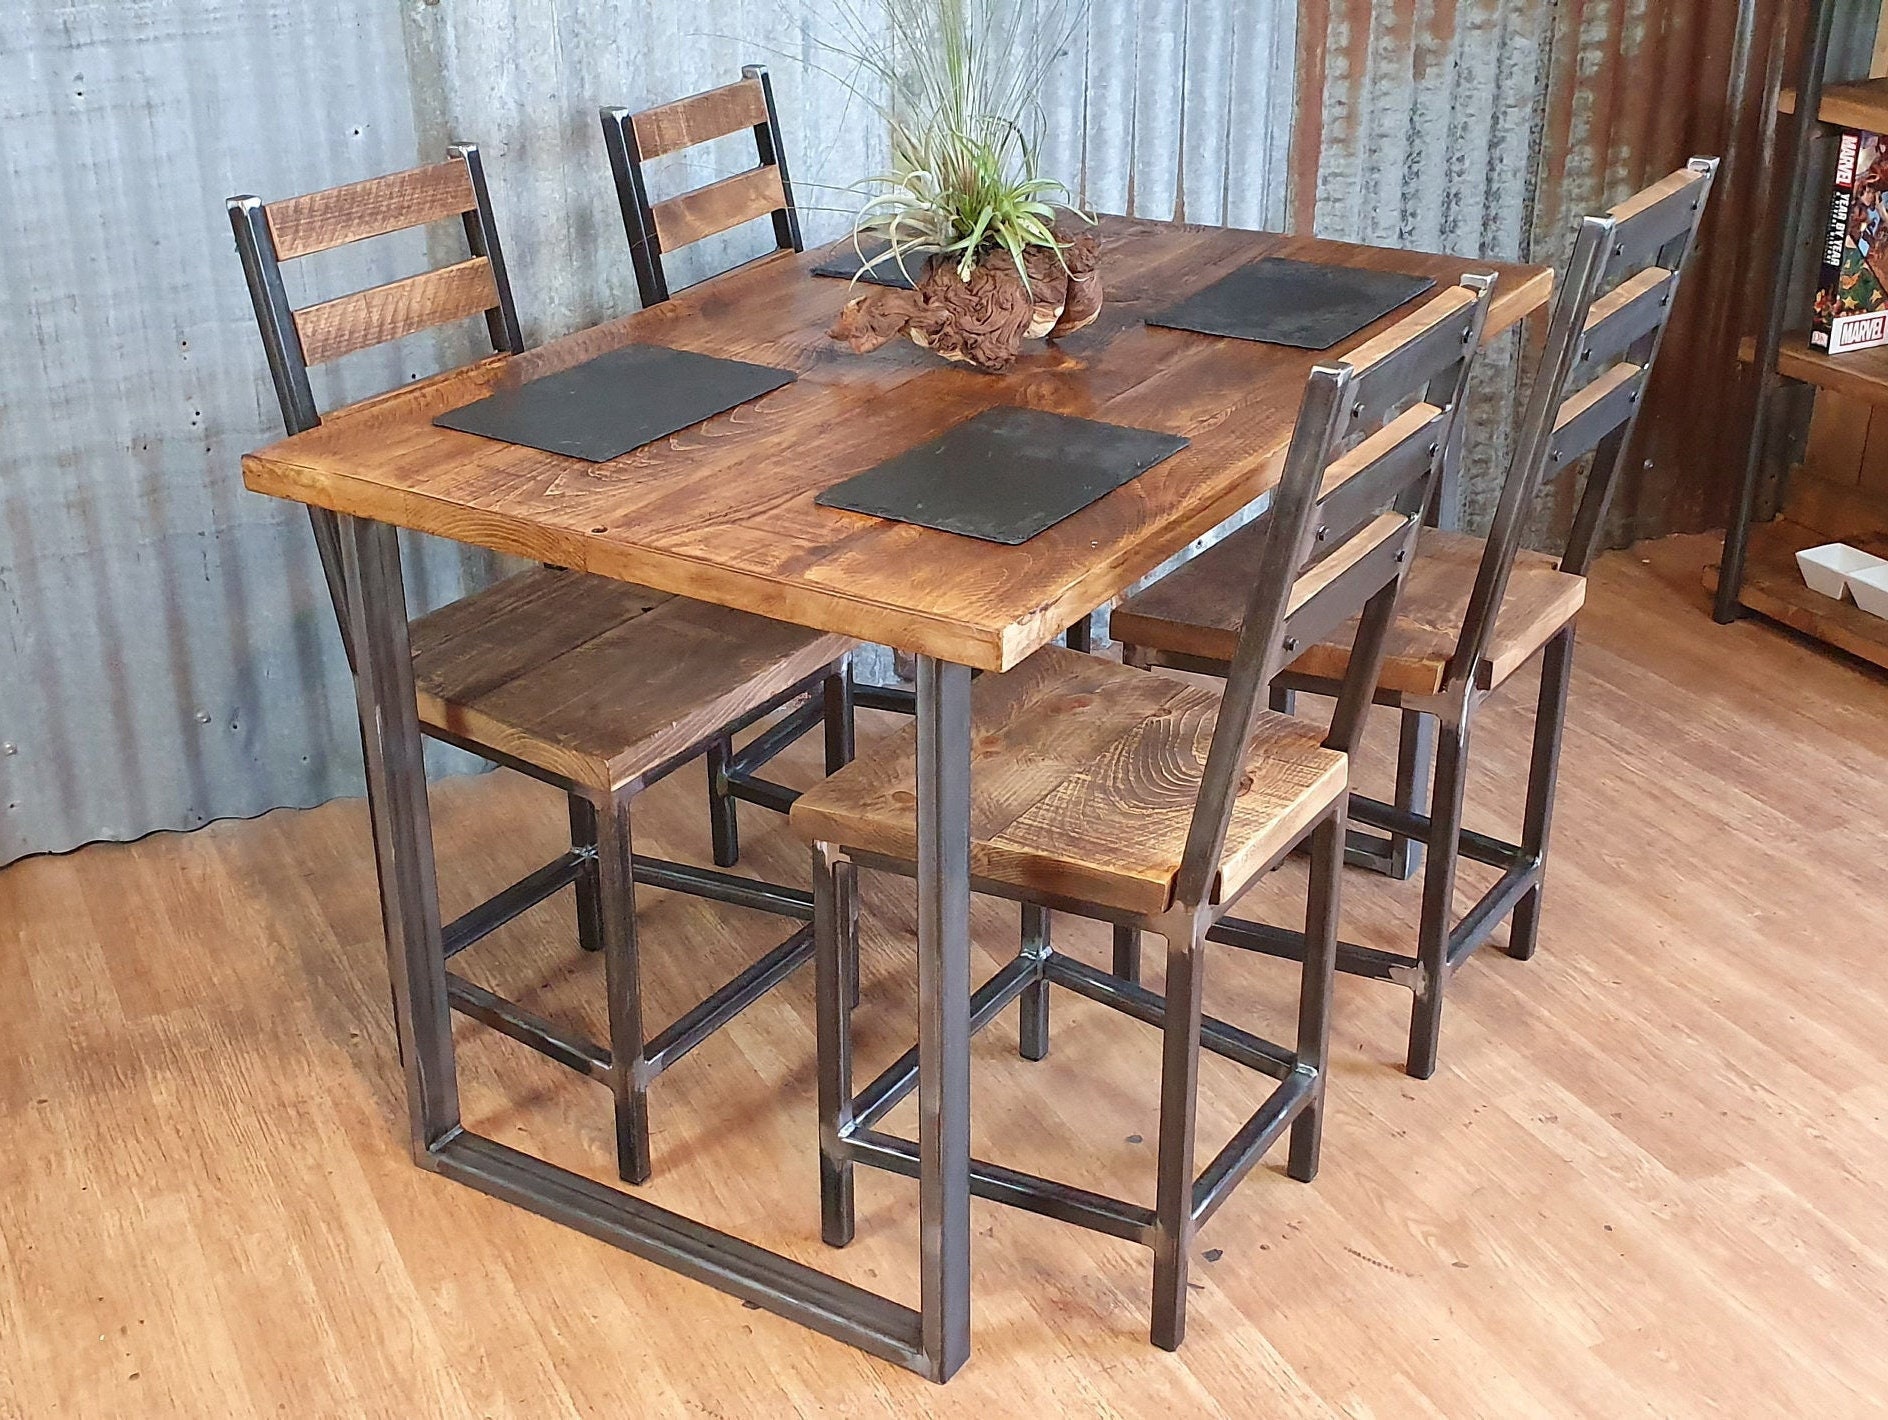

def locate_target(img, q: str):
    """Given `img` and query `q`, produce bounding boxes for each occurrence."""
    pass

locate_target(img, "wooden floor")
[4,537,1887,1418]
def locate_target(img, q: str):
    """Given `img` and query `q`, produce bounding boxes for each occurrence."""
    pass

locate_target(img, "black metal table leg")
[338,514,461,1159]
[914,655,974,1382]
[334,511,970,1382]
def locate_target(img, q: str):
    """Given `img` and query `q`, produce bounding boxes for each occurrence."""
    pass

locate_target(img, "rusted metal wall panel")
[1291,0,1850,547]
[1291,0,1554,532]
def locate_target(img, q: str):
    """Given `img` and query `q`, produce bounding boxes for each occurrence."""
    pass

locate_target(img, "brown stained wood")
[1315,405,1447,505]
[1582,266,1673,348]
[1606,167,1703,226]
[1859,411,1888,499]
[409,567,851,791]
[1802,389,1870,489]
[1777,334,1888,407]
[243,218,1553,672]
[649,166,788,252]
[1113,527,1586,698]
[1286,514,1408,619]
[294,258,499,368]
[1555,360,1643,433]
[1783,470,1888,545]
[631,78,770,161]
[1705,518,1888,673]
[1342,283,1478,374]
[790,646,1346,914]
[9,547,1888,1415]
[264,159,476,260]
[1778,76,1888,132]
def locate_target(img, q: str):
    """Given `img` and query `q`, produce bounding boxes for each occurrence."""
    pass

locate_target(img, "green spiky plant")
[821,0,1092,290]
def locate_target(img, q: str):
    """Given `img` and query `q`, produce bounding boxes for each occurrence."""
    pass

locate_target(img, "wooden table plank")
[244,218,1551,671]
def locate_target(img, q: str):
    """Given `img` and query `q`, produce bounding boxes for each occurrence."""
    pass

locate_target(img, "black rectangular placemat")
[817,407,1189,545]
[810,238,921,290]
[1147,257,1436,351]
[434,345,796,462]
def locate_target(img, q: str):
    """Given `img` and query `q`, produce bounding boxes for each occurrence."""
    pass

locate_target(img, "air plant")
[820,0,1093,290]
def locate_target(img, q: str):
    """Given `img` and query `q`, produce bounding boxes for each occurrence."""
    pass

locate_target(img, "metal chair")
[229,144,854,1184]
[600,66,860,868]
[790,277,1496,1350]
[1113,159,1720,1079]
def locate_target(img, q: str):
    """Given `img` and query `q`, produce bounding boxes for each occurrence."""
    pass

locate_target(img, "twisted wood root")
[829,229,1103,373]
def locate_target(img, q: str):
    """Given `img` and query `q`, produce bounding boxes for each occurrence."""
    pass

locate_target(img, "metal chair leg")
[1509,627,1574,961]
[1268,684,1296,716]
[1018,904,1051,1061]
[1150,925,1204,1352]
[1290,810,1343,1181]
[706,736,739,868]
[1406,713,1471,1080]
[1385,710,1434,881]
[813,843,857,1246]
[824,663,855,773]
[568,793,604,953]
[595,791,652,1184]
[1111,924,1142,984]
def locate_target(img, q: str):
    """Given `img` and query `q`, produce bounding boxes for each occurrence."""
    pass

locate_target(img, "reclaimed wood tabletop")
[243,216,1551,672]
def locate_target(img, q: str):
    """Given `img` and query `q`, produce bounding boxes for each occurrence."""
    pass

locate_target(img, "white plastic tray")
[1796,542,1887,601]
[1848,563,1888,620]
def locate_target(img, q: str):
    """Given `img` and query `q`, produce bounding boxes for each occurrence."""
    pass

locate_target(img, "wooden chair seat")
[1112,526,1586,697]
[790,646,1347,916]
[410,566,852,792]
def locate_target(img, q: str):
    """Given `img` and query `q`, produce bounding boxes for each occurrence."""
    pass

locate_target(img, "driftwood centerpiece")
[830,228,1103,373]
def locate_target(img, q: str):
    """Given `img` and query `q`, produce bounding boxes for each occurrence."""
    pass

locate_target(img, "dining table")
[241,213,1551,1382]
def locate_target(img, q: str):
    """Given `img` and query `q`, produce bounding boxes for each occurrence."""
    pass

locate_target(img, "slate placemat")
[810,238,922,290]
[434,345,796,462]
[1147,257,1436,351]
[817,407,1189,546]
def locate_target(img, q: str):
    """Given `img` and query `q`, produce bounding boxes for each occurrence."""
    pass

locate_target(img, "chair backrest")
[1450,157,1719,690]
[1171,276,1499,913]
[228,145,524,438]
[600,65,802,308]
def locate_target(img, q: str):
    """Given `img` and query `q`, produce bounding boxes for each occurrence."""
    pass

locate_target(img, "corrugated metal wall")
[0,0,497,866]
[0,0,1297,862]
[1290,0,1830,546]
[1291,0,1554,533]
[2,0,1809,862]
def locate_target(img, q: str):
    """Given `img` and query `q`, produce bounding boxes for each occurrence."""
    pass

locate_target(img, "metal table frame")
[337,512,974,1382]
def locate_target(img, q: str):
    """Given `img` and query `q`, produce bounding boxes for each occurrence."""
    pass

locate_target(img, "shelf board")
[1778,76,1888,131]
[1707,518,1888,672]
[1775,334,1888,404]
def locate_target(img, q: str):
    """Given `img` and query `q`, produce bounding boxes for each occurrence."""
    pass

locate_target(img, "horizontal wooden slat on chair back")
[1336,283,1485,437]
[293,256,502,366]
[1602,164,1714,283]
[265,160,478,260]
[649,164,790,252]
[631,77,771,160]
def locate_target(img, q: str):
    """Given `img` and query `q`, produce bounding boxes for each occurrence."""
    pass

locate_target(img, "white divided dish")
[1848,563,1888,620]
[1795,542,1887,601]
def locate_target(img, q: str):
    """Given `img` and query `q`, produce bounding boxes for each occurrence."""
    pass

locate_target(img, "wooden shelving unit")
[1777,75,1888,128]
[1716,2,1888,672]
[1706,518,1888,667]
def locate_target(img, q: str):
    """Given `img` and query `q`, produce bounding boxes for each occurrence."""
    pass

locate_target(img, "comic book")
[1812,128,1888,355]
